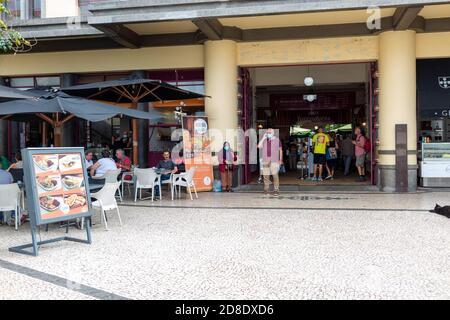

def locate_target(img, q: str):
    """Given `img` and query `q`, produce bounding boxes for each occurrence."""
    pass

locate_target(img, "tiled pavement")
[1,190,450,300]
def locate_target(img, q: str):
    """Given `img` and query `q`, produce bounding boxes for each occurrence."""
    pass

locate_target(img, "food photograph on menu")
[32,153,88,220]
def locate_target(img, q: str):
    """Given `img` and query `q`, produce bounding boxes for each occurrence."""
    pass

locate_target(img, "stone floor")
[1,190,450,300]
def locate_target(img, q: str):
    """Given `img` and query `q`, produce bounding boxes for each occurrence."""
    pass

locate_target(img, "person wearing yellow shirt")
[311,127,330,182]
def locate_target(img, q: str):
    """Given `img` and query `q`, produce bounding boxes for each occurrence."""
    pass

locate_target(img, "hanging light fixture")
[304,65,314,87]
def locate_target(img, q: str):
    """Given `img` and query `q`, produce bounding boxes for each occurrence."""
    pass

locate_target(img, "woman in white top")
[90,150,117,177]
[7,152,23,171]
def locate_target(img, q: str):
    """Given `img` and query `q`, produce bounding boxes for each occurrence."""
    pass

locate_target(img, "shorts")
[356,155,365,166]
[326,158,337,168]
[313,154,326,165]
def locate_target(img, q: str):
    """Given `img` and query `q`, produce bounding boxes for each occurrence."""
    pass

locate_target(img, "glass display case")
[420,142,450,187]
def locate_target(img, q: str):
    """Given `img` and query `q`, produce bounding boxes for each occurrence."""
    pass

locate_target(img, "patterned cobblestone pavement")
[1,191,449,300]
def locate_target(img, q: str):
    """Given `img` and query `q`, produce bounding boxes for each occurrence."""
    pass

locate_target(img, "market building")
[1,0,450,192]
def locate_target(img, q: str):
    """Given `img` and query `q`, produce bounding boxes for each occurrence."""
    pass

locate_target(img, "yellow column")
[204,40,238,151]
[378,30,417,190]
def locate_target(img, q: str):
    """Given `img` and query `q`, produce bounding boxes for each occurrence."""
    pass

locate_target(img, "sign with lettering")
[418,59,450,118]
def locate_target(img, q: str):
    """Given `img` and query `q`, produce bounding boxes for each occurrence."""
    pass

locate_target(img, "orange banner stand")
[182,116,214,191]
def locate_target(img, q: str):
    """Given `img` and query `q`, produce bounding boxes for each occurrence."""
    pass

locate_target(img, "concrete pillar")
[378,30,417,192]
[204,40,238,151]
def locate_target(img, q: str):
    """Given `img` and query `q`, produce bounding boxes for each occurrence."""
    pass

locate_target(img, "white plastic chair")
[172,167,198,200]
[0,184,22,230]
[121,165,138,197]
[90,182,122,231]
[134,168,161,202]
[161,173,175,200]
[93,169,122,202]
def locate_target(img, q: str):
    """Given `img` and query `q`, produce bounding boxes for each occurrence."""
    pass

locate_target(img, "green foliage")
[0,0,33,53]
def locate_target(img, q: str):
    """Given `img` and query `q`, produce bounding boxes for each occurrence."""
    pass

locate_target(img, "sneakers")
[325,175,333,180]
[312,177,317,181]
[317,177,323,182]
[273,191,279,196]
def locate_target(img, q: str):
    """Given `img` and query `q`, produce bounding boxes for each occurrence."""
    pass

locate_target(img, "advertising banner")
[182,116,214,191]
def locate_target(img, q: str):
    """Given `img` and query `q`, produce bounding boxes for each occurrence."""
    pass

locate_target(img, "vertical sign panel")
[182,116,214,191]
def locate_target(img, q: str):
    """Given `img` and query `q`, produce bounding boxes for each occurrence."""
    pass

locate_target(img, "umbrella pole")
[132,102,138,166]
[54,113,62,147]
[42,123,47,147]
[54,126,62,147]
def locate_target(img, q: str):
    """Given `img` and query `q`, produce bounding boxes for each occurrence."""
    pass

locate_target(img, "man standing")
[353,127,366,182]
[311,127,330,182]
[341,134,354,176]
[258,128,283,196]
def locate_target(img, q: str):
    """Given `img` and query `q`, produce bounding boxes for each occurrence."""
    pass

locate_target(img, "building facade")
[1,0,450,192]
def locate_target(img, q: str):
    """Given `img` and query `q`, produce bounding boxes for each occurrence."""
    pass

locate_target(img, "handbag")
[279,164,286,173]
[326,147,337,160]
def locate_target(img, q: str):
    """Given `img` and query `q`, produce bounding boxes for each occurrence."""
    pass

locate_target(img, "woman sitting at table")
[7,152,23,171]
[90,150,117,177]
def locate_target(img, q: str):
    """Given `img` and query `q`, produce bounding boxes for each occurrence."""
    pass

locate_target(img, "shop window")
[6,0,42,19]
[9,77,34,88]
[36,76,61,87]
[8,76,61,89]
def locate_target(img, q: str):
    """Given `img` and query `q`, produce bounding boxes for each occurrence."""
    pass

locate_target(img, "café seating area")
[0,166,199,232]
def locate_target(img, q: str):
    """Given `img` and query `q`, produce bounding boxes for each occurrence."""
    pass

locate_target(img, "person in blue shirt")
[155,150,179,197]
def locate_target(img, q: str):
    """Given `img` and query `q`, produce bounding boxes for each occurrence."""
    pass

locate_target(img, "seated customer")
[90,150,117,177]
[85,150,94,170]
[154,150,178,196]
[0,168,13,185]
[0,155,10,171]
[7,152,23,171]
[174,150,185,173]
[0,168,13,225]
[116,149,131,172]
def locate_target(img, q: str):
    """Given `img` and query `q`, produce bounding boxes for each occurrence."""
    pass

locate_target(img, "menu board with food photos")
[23,148,92,226]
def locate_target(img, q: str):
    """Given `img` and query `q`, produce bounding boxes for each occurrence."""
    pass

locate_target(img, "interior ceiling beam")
[393,6,424,30]
[93,24,141,49]
[192,18,224,40]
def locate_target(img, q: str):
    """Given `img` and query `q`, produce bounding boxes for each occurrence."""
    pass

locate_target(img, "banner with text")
[182,116,214,191]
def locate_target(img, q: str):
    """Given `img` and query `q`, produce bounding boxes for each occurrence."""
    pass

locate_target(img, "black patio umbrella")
[0,89,165,146]
[0,84,38,102]
[61,77,208,164]
[61,78,207,103]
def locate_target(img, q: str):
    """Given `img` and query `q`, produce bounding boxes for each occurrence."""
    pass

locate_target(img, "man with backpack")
[352,126,367,182]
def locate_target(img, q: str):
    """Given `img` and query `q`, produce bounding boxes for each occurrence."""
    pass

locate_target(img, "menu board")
[22,148,92,226]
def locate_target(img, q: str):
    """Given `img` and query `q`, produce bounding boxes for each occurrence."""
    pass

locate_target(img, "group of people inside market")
[284,126,370,182]
[256,126,370,195]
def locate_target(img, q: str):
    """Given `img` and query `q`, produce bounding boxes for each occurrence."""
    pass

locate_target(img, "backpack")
[364,138,371,153]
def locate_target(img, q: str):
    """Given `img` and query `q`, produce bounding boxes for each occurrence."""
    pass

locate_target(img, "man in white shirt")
[90,150,117,177]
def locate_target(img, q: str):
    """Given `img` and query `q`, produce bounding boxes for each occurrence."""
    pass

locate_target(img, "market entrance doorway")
[243,62,378,189]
